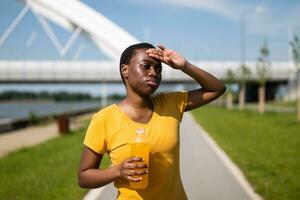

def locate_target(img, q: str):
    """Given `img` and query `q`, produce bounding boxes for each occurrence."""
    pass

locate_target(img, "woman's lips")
[146,79,159,87]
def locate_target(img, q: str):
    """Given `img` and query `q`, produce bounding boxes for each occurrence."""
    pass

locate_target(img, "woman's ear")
[121,64,128,78]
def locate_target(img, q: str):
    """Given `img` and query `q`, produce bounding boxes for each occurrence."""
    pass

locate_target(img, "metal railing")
[0,60,295,83]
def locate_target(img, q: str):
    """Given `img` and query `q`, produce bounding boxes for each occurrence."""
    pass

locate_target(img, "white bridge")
[0,60,295,83]
[0,0,296,84]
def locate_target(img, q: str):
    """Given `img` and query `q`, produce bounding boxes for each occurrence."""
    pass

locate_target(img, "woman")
[78,43,226,199]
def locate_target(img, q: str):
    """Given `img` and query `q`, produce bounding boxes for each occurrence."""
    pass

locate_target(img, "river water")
[0,100,103,120]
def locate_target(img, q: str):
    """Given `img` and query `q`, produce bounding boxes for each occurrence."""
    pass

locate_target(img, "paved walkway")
[84,113,262,200]
[0,113,93,158]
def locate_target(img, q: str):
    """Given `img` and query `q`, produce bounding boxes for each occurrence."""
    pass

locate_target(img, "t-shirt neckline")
[112,103,156,127]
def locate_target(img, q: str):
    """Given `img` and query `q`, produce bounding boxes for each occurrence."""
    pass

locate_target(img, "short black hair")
[119,42,155,85]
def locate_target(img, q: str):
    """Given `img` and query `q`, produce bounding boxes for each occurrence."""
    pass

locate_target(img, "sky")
[0,0,299,62]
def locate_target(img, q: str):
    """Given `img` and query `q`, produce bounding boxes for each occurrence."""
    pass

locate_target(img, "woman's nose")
[148,66,157,77]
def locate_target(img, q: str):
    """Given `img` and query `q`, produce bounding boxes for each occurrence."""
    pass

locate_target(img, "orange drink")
[130,128,149,189]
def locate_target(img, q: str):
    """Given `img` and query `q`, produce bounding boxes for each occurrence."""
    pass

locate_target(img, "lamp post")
[239,6,264,110]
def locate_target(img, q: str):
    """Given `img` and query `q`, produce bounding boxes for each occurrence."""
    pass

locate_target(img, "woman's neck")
[122,94,153,109]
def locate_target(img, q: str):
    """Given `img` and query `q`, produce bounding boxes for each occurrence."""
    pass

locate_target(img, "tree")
[238,64,251,110]
[256,39,271,113]
[225,69,235,109]
[290,35,300,121]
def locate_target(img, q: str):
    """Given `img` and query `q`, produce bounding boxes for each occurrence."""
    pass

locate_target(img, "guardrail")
[0,60,296,83]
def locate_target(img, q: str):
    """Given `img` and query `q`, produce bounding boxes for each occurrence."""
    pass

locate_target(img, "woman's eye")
[143,64,150,69]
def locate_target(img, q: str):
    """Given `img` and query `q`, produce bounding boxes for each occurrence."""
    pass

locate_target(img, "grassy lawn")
[267,100,296,107]
[192,106,300,200]
[0,126,111,200]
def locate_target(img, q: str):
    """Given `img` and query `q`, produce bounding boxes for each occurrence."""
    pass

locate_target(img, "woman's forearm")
[78,165,120,189]
[182,62,226,93]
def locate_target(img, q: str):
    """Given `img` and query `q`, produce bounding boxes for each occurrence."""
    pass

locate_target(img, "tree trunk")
[297,83,300,122]
[296,69,300,122]
[258,85,265,113]
[296,67,300,122]
[226,92,233,110]
[239,84,245,110]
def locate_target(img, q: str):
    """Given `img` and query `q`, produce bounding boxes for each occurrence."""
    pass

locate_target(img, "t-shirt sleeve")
[177,91,188,114]
[163,91,188,121]
[83,114,107,154]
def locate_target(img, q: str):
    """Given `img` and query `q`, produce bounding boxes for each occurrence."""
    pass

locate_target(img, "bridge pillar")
[245,81,287,102]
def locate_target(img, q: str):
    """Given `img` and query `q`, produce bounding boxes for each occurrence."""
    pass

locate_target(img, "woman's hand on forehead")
[146,44,188,70]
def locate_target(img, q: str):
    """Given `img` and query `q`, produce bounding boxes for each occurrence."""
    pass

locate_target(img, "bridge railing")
[0,60,296,83]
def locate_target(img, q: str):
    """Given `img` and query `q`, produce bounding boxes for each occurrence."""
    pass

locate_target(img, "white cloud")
[126,0,300,37]
[126,0,264,23]
[163,0,300,37]
[125,0,162,7]
[160,0,247,20]
[246,5,300,37]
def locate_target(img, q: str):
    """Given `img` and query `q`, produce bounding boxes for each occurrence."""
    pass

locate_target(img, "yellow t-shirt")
[84,91,188,200]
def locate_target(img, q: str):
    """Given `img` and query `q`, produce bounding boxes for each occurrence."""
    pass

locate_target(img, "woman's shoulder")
[92,104,118,121]
[152,91,187,102]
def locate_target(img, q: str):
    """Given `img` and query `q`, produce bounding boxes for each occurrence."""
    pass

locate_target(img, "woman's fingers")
[146,49,163,57]
[123,168,148,182]
[125,169,136,175]
[146,49,168,63]
[124,168,148,176]
[124,170,148,182]
[147,53,164,61]
[125,161,148,171]
[124,162,148,171]
[157,44,166,50]
[127,156,143,163]
[135,162,148,169]
[127,176,142,182]
[134,169,148,175]
[119,156,148,181]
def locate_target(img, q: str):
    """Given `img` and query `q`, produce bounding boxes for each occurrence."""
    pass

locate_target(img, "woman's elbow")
[220,85,226,95]
[77,171,91,189]
[215,84,226,97]
[77,173,86,188]
[78,181,86,189]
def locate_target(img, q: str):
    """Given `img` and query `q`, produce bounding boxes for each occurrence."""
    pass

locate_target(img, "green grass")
[192,106,300,200]
[0,126,111,200]
[267,100,296,107]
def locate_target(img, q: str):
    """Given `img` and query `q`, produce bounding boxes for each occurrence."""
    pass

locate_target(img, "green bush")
[28,111,40,125]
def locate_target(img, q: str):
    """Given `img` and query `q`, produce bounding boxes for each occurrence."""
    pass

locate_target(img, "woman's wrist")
[112,164,121,179]
[181,61,191,72]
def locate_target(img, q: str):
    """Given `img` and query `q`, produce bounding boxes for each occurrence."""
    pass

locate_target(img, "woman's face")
[125,48,162,96]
